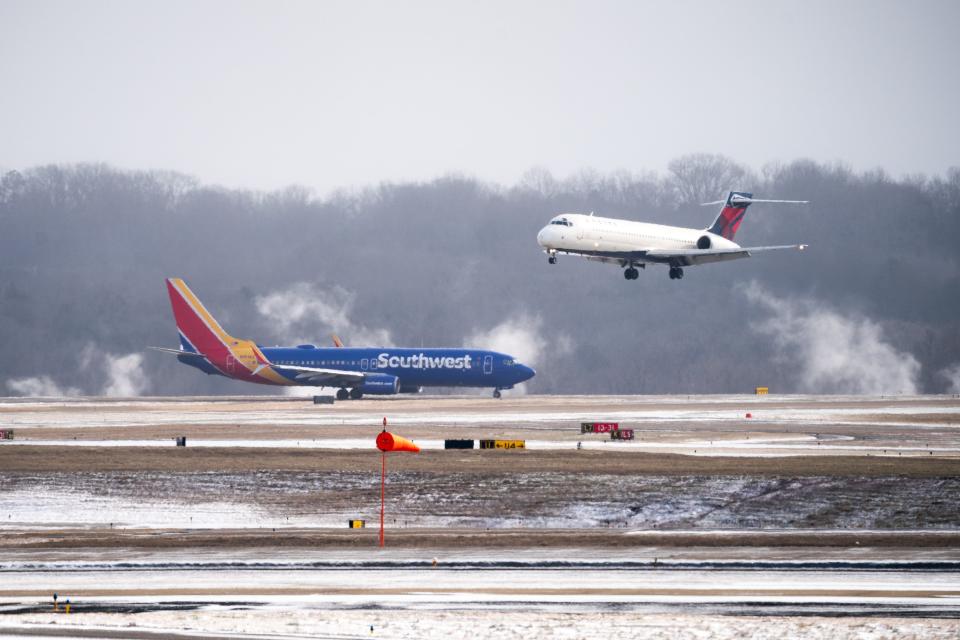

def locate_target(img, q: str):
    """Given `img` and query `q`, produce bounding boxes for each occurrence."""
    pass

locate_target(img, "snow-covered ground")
[2,395,957,431]
[2,397,958,637]
[1,552,959,639]
[1,610,957,640]
[3,471,958,530]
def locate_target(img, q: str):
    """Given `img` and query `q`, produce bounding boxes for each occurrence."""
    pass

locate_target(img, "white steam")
[102,353,149,397]
[6,375,81,397]
[6,346,149,397]
[940,363,960,394]
[742,282,920,395]
[466,314,573,394]
[255,283,393,347]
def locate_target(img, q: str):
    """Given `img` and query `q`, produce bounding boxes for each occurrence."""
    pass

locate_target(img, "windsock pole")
[380,417,386,548]
[380,450,386,547]
[375,419,419,548]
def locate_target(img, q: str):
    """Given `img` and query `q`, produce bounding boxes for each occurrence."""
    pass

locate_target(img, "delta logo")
[377,353,473,370]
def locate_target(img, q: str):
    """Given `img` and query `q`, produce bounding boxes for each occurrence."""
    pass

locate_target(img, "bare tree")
[667,153,748,204]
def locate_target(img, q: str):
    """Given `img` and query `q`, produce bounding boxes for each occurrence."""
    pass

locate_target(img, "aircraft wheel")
[676,267,684,279]
[336,388,349,400]
[548,255,557,265]
[349,388,363,400]
[493,389,502,399]
[624,267,638,280]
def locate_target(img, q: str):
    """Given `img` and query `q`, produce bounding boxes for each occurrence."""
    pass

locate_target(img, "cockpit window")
[550,218,573,227]
[503,359,514,366]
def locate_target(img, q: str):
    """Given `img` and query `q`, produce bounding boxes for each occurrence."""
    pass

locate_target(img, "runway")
[1,395,959,638]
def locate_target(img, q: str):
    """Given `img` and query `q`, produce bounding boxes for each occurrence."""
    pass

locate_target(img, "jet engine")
[697,235,712,249]
[359,373,400,395]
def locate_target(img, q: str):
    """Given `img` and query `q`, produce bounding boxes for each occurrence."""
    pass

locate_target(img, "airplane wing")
[644,244,807,267]
[268,363,366,387]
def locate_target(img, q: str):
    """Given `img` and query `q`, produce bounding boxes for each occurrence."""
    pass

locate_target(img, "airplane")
[536,191,808,281]
[152,278,535,399]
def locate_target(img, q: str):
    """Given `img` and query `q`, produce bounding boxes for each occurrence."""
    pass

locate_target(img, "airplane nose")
[518,364,536,382]
[536,227,549,247]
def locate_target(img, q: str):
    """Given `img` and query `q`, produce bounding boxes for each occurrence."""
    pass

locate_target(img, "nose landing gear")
[493,388,502,399]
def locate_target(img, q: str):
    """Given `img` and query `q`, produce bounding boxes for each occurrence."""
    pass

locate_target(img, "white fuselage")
[536,213,739,265]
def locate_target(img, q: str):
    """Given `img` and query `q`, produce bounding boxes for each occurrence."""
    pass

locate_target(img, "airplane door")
[483,355,493,375]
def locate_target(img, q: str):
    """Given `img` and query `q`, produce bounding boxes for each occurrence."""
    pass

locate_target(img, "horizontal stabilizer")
[148,346,208,359]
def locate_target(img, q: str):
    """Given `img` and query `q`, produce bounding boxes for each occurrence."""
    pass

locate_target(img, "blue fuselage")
[184,345,535,391]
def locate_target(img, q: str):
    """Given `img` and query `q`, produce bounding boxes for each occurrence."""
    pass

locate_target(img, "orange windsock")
[376,431,420,453]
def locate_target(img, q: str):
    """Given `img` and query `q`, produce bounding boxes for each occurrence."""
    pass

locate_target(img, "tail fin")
[705,192,810,241]
[707,191,754,240]
[165,278,238,355]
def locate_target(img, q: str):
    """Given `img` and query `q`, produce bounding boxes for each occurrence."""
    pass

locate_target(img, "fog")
[0,157,958,396]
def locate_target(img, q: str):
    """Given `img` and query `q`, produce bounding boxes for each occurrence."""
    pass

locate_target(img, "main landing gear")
[336,388,364,400]
[623,267,639,280]
[668,267,684,280]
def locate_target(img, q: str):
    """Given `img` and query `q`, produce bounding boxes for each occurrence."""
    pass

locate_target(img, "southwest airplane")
[536,191,808,280]
[153,278,535,399]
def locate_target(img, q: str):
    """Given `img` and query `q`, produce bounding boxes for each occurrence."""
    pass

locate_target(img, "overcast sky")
[2,0,958,192]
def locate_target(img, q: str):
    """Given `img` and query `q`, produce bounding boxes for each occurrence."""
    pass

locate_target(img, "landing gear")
[548,255,557,265]
[623,267,639,280]
[336,388,349,400]
[349,388,364,400]
[668,267,684,280]
[493,389,502,399]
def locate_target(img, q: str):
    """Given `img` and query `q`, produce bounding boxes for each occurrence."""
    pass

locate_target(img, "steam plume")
[742,282,920,395]
[255,283,392,347]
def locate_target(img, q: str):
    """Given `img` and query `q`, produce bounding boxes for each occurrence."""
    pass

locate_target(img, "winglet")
[332,334,344,348]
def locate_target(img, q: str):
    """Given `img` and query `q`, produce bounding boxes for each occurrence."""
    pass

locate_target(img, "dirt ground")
[2,445,959,476]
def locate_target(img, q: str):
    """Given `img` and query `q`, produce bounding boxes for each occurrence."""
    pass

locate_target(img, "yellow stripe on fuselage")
[171,278,293,385]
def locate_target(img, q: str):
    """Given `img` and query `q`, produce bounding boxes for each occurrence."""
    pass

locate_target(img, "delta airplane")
[536,191,808,280]
[152,278,535,399]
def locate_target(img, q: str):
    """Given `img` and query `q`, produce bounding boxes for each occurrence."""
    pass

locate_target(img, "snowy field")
[1,395,958,637]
